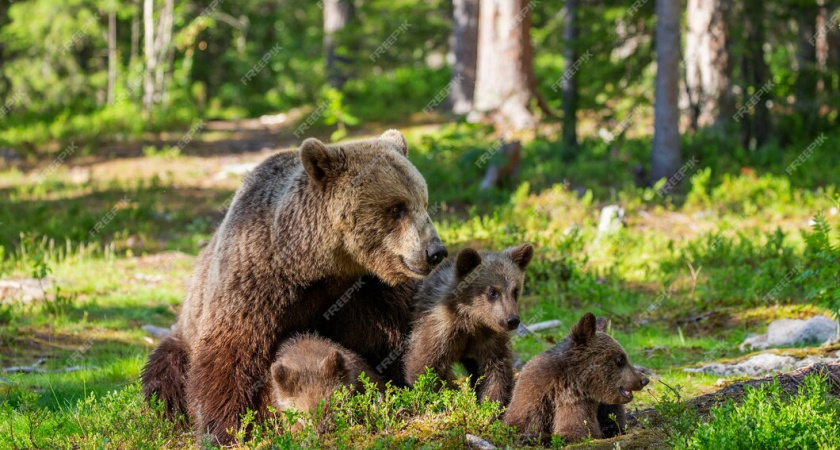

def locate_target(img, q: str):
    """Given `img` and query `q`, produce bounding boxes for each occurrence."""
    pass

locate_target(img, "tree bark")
[794,2,819,118]
[562,0,578,147]
[685,0,733,131]
[450,0,479,114]
[652,0,682,184]
[815,0,828,94]
[131,1,140,66]
[143,0,155,114]
[473,0,538,131]
[741,0,770,148]
[324,0,354,89]
[107,10,117,105]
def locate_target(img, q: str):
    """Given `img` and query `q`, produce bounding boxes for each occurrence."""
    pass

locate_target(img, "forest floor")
[0,120,839,448]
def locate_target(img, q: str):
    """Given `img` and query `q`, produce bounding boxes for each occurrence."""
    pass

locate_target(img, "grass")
[0,121,839,448]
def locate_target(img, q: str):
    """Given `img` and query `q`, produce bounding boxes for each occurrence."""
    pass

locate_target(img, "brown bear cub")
[504,313,649,443]
[270,334,381,422]
[403,244,534,405]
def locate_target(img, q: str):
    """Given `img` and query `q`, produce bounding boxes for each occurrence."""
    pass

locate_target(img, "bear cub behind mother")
[141,130,445,444]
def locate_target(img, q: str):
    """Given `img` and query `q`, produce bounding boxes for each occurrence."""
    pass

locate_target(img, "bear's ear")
[272,361,292,386]
[455,248,482,280]
[380,129,408,157]
[571,313,597,346]
[301,138,342,183]
[595,317,608,333]
[320,350,346,377]
[505,243,534,271]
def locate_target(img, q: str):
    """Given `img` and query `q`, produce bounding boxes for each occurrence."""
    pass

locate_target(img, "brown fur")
[403,244,534,405]
[315,276,419,385]
[141,333,189,425]
[270,334,380,430]
[504,313,648,443]
[140,131,445,444]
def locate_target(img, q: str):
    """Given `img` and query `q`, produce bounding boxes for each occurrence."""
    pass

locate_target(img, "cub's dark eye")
[512,288,520,300]
[389,203,407,219]
[487,287,500,300]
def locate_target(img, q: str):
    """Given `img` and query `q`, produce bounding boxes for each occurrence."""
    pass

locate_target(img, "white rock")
[740,316,839,351]
[142,324,173,339]
[685,352,840,378]
[596,205,625,240]
[466,434,496,450]
[0,278,52,303]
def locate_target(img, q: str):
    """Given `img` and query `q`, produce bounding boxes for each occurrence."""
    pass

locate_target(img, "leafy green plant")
[800,213,840,310]
[681,375,840,449]
[649,381,700,448]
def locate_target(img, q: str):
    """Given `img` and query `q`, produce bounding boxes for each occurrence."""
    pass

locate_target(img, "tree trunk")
[143,0,156,114]
[685,0,733,131]
[107,10,117,105]
[741,0,771,148]
[131,1,140,65]
[324,0,354,89]
[652,0,682,184]
[473,0,538,131]
[562,0,578,147]
[450,0,479,115]
[815,0,828,94]
[794,2,819,118]
[154,0,174,105]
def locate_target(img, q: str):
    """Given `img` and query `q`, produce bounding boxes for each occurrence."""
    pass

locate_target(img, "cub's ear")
[455,248,482,280]
[595,317,609,333]
[505,243,534,271]
[380,129,408,157]
[571,313,597,346]
[320,350,346,378]
[272,360,292,386]
[301,138,343,183]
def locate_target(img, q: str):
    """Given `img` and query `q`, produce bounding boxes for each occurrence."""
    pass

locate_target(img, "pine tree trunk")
[652,0,682,184]
[741,0,771,148]
[324,0,354,89]
[685,0,733,131]
[450,0,479,114]
[794,3,818,119]
[562,0,578,147]
[473,0,538,131]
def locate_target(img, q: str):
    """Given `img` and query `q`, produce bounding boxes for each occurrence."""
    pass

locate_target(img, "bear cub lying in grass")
[270,334,380,429]
[504,313,648,443]
[403,244,533,406]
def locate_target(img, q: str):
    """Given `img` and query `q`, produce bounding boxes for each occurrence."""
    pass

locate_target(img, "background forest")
[1,0,839,448]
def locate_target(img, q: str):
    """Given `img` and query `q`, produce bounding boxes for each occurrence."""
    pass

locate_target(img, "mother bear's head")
[300,130,446,285]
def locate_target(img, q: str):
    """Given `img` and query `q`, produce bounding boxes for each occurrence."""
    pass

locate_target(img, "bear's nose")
[425,242,448,266]
[506,316,521,330]
[640,376,650,387]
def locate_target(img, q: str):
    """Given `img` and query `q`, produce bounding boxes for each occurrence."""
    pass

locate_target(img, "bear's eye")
[389,203,407,220]
[487,287,500,300]
[512,287,520,300]
[615,355,626,367]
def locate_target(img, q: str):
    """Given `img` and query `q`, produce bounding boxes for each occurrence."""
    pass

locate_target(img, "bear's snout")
[425,239,447,266]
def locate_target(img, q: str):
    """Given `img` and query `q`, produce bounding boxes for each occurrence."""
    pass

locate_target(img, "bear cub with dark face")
[403,244,534,405]
[504,313,649,443]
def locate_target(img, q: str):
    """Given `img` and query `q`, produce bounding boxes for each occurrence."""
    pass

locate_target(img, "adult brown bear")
[141,130,446,444]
